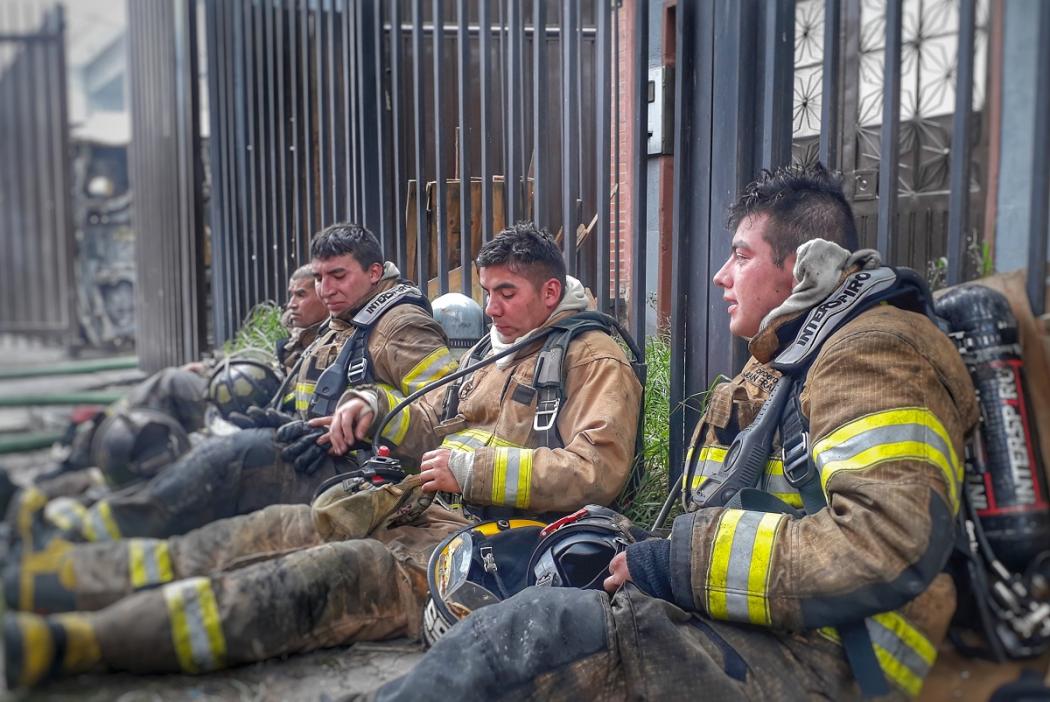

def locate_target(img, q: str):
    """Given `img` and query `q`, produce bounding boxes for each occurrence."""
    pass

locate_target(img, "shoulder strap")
[441,336,492,422]
[310,284,428,418]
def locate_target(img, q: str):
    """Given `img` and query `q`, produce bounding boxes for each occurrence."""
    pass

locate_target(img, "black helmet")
[91,408,192,487]
[207,355,281,419]
[526,505,635,589]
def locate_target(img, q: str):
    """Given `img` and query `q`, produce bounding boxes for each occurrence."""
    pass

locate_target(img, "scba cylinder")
[936,284,1050,573]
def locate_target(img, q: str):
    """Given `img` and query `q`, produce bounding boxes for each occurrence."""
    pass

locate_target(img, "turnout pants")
[361,586,896,702]
[49,505,468,674]
[58,428,341,542]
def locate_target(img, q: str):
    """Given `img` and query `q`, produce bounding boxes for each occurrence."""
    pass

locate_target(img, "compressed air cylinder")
[936,284,1050,572]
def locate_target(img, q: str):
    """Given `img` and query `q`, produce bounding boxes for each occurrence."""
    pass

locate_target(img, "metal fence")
[0,4,75,343]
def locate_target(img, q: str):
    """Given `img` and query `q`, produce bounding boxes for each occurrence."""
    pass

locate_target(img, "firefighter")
[4,223,455,553]
[356,164,979,701]
[1,223,643,689]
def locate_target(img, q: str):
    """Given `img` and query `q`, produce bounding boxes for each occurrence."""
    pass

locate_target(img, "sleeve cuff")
[669,511,700,612]
[625,539,673,602]
[447,449,474,494]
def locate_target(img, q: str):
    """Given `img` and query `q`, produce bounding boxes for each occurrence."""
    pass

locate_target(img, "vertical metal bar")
[433,0,449,293]
[412,0,429,285]
[315,0,327,225]
[759,0,795,171]
[301,0,315,237]
[629,0,648,351]
[457,0,473,295]
[276,0,291,274]
[946,0,976,287]
[1028,2,1050,316]
[9,5,28,326]
[264,0,279,292]
[344,0,358,221]
[358,1,382,237]
[505,0,523,226]
[876,0,902,262]
[23,32,41,328]
[205,0,226,340]
[325,0,338,221]
[595,0,612,312]
[819,0,841,169]
[390,0,408,272]
[532,0,547,229]
[479,0,494,244]
[561,0,578,276]
[372,0,393,253]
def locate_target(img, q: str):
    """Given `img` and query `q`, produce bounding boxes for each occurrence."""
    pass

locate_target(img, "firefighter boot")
[3,537,77,614]
[2,612,101,689]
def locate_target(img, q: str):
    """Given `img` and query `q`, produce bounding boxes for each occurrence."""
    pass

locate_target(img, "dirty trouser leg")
[7,504,321,613]
[85,538,426,674]
[69,428,340,541]
[363,586,861,702]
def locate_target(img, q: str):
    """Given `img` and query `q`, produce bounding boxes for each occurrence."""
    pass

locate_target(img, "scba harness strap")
[685,265,936,698]
[309,282,430,418]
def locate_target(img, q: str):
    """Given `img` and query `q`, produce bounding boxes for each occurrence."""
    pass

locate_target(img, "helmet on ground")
[432,292,484,351]
[526,505,635,589]
[207,355,281,419]
[90,407,192,487]
[423,518,546,646]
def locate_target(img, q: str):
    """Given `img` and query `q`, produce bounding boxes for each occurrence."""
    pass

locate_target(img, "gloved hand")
[227,407,296,430]
[276,420,329,475]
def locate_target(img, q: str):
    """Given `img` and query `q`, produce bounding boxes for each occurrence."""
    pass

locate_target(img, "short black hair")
[309,223,384,269]
[476,222,567,297]
[727,163,859,267]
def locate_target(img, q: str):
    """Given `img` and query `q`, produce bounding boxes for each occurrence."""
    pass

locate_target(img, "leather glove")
[276,420,329,475]
[227,407,296,430]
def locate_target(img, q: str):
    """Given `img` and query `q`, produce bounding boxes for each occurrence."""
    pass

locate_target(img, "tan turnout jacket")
[672,303,977,697]
[369,307,643,517]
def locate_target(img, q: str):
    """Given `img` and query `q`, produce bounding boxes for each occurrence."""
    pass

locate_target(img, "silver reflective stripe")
[814,423,953,476]
[867,617,931,682]
[724,511,765,621]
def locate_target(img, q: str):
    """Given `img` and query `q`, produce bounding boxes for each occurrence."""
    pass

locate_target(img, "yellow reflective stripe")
[818,611,935,697]
[55,613,102,672]
[440,429,523,453]
[163,577,228,673]
[706,509,784,625]
[872,643,923,697]
[82,501,121,542]
[378,385,410,445]
[401,347,458,395]
[129,539,175,589]
[767,492,804,509]
[16,488,47,544]
[690,446,728,489]
[294,382,316,412]
[872,612,936,665]
[813,408,960,512]
[14,613,54,687]
[489,447,533,509]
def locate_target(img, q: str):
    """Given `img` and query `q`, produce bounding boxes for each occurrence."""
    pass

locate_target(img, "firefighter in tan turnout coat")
[359,165,978,702]
[2,223,642,689]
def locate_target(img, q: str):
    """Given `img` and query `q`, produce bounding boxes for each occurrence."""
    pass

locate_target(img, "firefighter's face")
[312,254,384,317]
[713,213,796,339]
[479,264,562,342]
[285,275,327,327]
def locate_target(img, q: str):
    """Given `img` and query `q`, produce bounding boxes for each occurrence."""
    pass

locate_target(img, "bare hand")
[419,448,461,493]
[309,398,374,455]
[603,551,633,594]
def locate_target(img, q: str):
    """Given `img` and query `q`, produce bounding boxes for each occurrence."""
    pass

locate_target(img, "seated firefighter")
[0,263,329,511]
[361,165,979,702]
[3,222,455,556]
[0,223,644,689]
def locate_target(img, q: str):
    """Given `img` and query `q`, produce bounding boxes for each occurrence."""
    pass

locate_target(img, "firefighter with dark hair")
[3,224,456,608]
[356,164,979,701]
[0,222,642,689]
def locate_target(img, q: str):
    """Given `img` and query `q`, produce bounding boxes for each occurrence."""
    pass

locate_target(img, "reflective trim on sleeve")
[761,458,804,509]
[378,384,411,445]
[163,577,228,673]
[813,407,960,513]
[129,539,175,589]
[401,347,459,395]
[490,447,534,510]
[706,509,785,626]
[440,428,521,453]
[81,501,121,542]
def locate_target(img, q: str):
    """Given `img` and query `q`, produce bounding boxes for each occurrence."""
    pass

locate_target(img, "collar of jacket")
[290,320,324,350]
[329,262,402,331]
[489,276,592,368]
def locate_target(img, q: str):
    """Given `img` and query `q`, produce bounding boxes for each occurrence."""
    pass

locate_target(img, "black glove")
[227,407,295,430]
[277,420,329,475]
